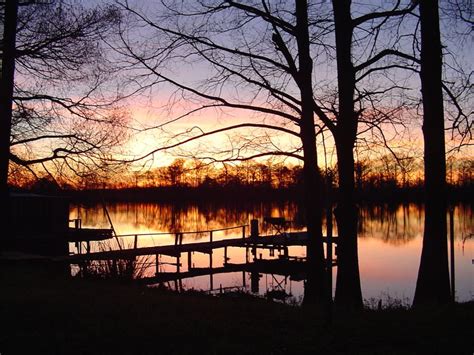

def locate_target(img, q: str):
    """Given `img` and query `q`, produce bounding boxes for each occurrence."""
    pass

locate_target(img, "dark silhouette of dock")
[66,219,338,298]
[68,231,312,262]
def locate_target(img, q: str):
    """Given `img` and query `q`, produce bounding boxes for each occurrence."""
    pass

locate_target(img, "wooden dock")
[68,219,338,296]
[68,231,321,262]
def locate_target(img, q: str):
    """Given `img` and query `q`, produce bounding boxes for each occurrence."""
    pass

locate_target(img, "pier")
[69,219,338,296]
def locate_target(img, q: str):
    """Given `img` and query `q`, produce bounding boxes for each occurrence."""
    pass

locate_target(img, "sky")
[112,0,471,170]
[9,0,473,179]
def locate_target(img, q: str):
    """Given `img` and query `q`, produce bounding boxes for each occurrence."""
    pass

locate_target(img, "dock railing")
[74,224,249,255]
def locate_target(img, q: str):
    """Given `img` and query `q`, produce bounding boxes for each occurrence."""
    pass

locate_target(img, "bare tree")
[0,0,18,227]
[1,0,131,190]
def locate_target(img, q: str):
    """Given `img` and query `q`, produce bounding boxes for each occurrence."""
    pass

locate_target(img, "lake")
[69,201,473,304]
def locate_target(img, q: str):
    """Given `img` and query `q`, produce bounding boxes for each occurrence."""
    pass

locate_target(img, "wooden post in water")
[250,219,258,261]
[449,207,455,302]
[209,231,213,244]
[224,246,228,265]
[133,235,138,249]
[176,254,181,273]
[250,219,259,239]
[188,251,192,270]
[242,225,246,239]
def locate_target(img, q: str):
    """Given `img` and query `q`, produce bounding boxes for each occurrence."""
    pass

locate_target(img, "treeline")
[82,156,473,191]
[14,156,473,203]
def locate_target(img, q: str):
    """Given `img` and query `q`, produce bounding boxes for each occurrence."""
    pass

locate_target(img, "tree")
[413,0,451,305]
[0,0,19,233]
[1,0,129,189]
[328,0,419,309]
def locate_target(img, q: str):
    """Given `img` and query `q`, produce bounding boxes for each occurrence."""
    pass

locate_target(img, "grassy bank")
[1,263,473,354]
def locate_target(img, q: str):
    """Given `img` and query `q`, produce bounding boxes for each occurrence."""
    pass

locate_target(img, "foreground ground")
[0,263,473,354]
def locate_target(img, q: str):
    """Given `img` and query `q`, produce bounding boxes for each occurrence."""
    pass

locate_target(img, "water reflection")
[70,202,474,303]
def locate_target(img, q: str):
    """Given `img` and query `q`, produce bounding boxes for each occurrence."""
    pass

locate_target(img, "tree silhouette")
[413,0,451,306]
[0,0,18,222]
[1,1,129,190]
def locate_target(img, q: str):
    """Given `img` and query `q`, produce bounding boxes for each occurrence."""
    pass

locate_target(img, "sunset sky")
[110,0,472,172]
[7,0,473,182]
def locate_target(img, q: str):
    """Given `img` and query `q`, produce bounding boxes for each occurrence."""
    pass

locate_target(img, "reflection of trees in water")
[453,203,474,241]
[71,201,306,237]
[358,203,473,245]
[71,202,472,245]
[358,204,423,245]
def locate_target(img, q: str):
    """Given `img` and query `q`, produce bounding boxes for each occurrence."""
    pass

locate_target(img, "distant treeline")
[10,156,473,203]
[16,179,473,205]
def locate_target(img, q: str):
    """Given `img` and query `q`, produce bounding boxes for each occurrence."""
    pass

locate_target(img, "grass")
[1,262,473,354]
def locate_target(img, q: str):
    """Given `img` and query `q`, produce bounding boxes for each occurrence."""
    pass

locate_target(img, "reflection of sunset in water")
[70,202,473,302]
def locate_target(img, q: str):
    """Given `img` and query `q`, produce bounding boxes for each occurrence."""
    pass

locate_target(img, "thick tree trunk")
[413,0,451,306]
[334,142,362,309]
[332,0,363,309]
[295,0,326,306]
[0,0,19,241]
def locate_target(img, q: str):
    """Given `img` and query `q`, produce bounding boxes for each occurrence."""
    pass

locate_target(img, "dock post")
[155,254,159,276]
[177,254,181,273]
[188,251,192,270]
[210,250,214,291]
[242,225,246,239]
[250,219,259,239]
[224,246,228,265]
[133,234,138,249]
[210,231,213,244]
[250,219,258,261]
[449,207,455,302]
[86,241,90,254]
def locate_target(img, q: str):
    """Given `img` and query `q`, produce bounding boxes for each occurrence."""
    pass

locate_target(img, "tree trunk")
[334,141,362,309]
[0,0,19,241]
[332,0,363,309]
[295,0,326,306]
[413,0,451,306]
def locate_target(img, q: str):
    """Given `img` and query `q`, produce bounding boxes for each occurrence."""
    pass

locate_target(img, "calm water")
[69,202,474,304]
